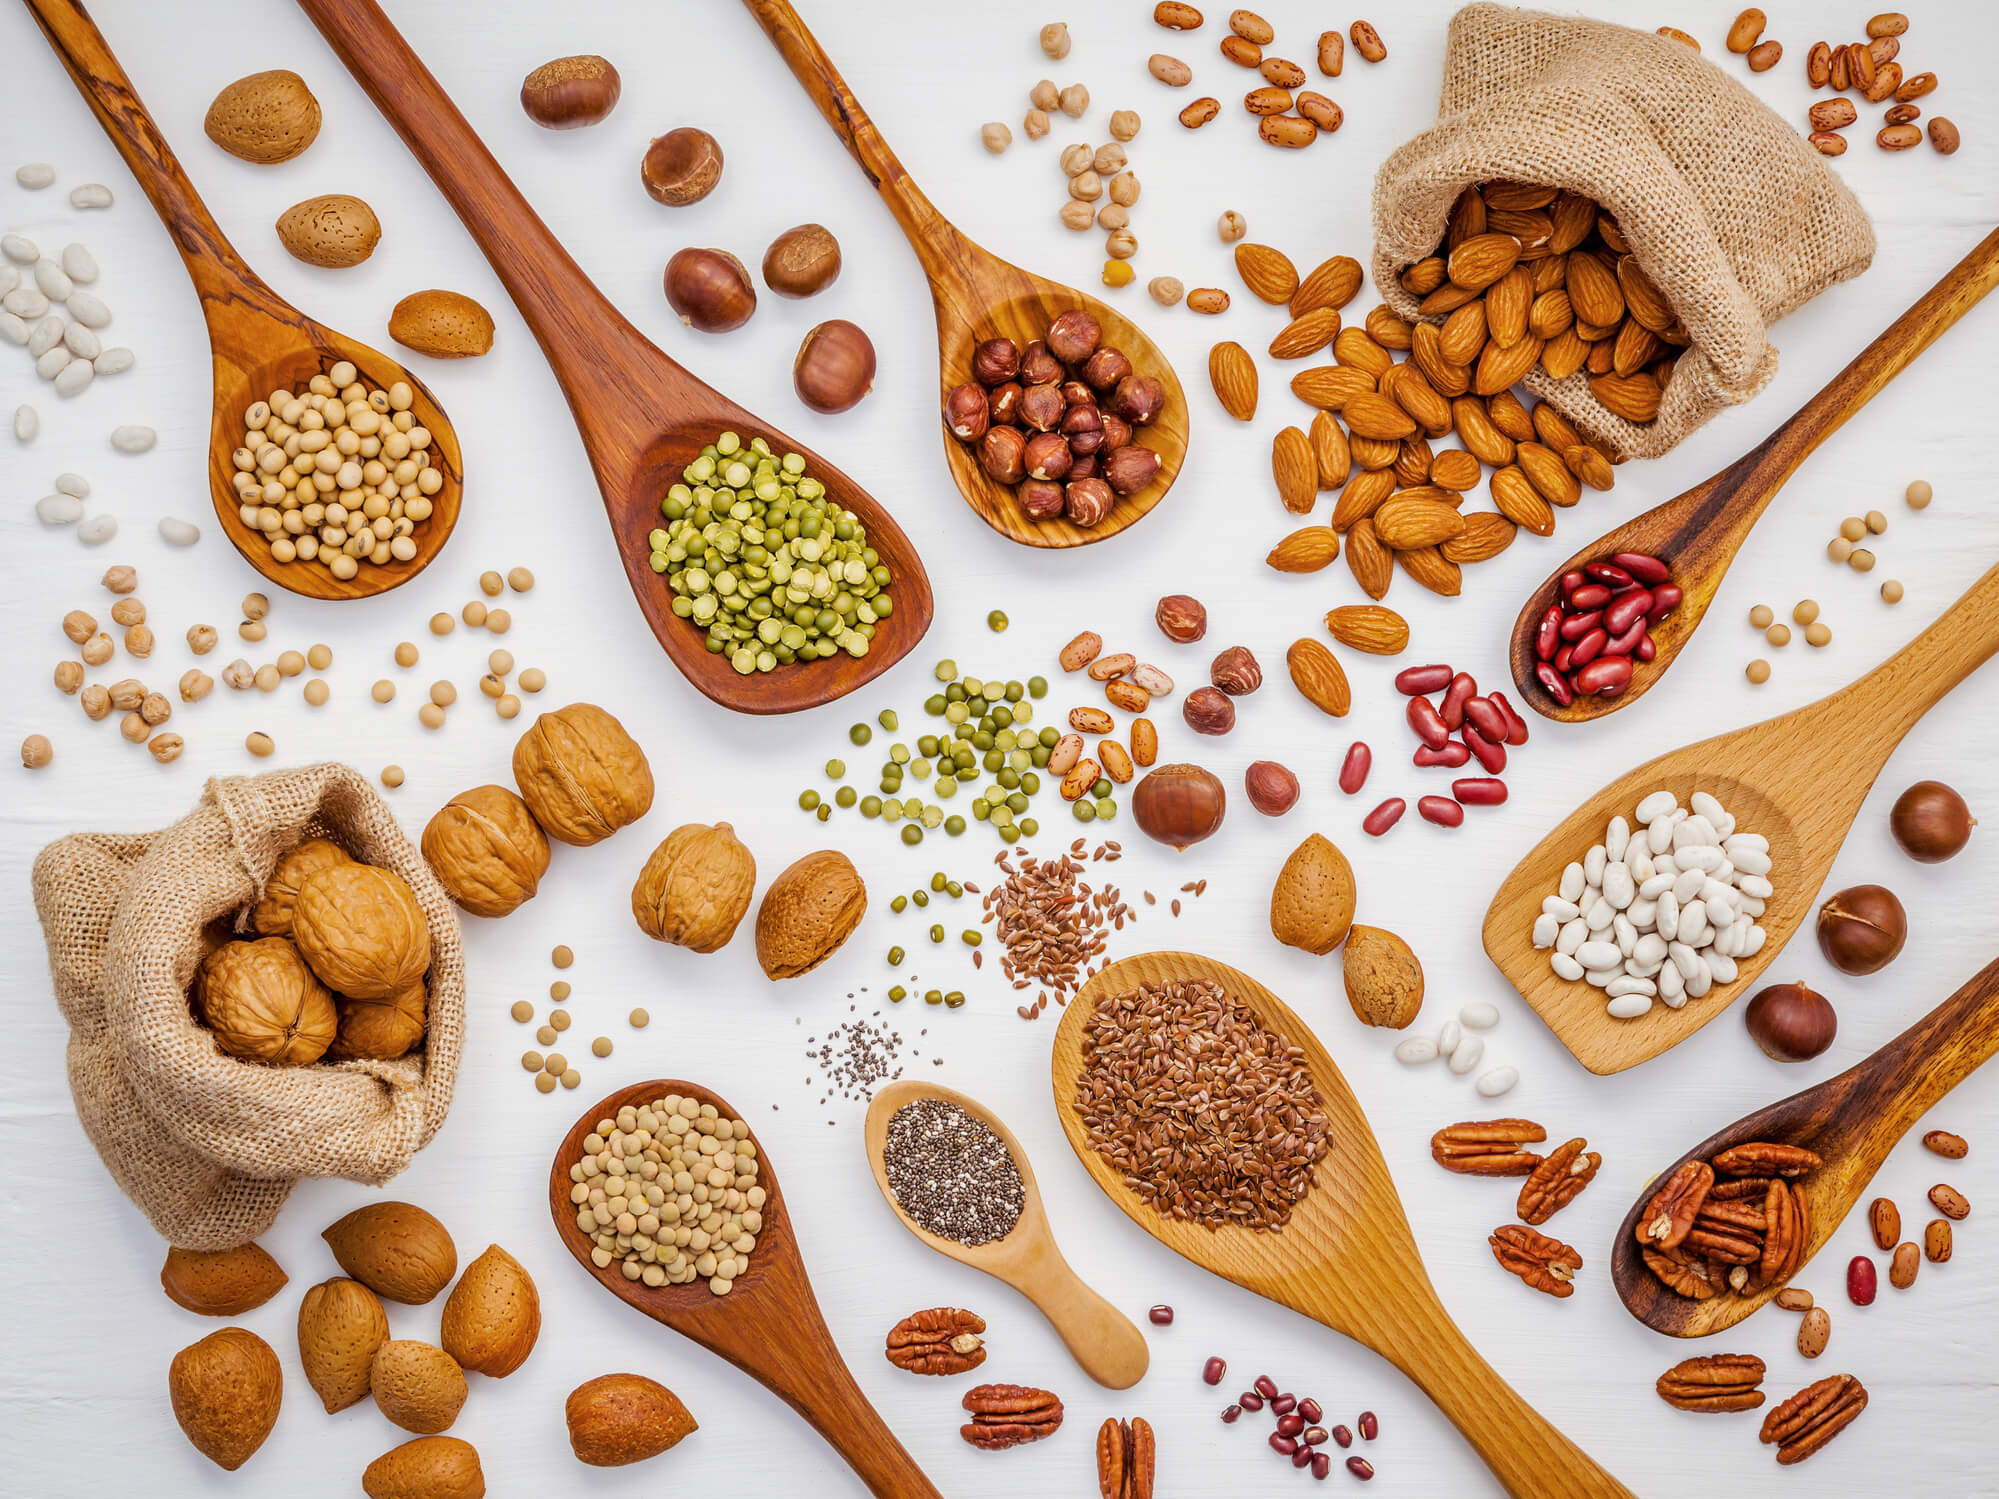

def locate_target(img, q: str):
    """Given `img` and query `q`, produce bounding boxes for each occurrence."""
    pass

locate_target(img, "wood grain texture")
[294,0,933,714]
[741,0,1187,550]
[1611,954,1999,1337]
[1511,223,1999,722]
[1485,559,1999,1075]
[861,1079,1149,1389]
[548,1079,942,1498]
[24,0,461,603]
[1051,952,1636,1499]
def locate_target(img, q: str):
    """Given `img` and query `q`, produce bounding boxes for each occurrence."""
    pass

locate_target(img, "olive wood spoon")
[1611,953,1999,1336]
[548,1079,942,1498]
[1485,558,1999,1075]
[862,1078,1149,1389]
[1510,222,1999,721]
[23,0,462,602]
[293,0,933,713]
[1052,952,1637,1499]
[742,0,1188,549]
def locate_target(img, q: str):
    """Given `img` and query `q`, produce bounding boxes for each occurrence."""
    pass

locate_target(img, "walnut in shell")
[511,702,654,846]
[631,822,756,951]
[292,862,432,1000]
[327,983,427,1062]
[421,785,550,918]
[195,936,339,1066]
[754,849,866,979]
[1341,923,1424,1028]
[249,837,354,937]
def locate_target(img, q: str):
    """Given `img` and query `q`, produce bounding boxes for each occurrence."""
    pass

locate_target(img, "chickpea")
[187,624,218,655]
[21,734,53,769]
[101,565,137,594]
[53,661,84,695]
[62,609,97,644]
[148,733,184,764]
[179,670,214,703]
[109,597,145,627]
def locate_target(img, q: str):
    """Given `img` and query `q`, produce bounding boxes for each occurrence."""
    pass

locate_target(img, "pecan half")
[1782,1182,1811,1281]
[1760,1374,1867,1465]
[1758,1180,1795,1287]
[1489,1223,1581,1298]
[886,1307,987,1375]
[1517,1137,1600,1224]
[1431,1118,1546,1175]
[1096,1416,1155,1499]
[1643,1245,1720,1300]
[1637,1160,1714,1249]
[1656,1353,1767,1412]
[1709,1175,1774,1202]
[1713,1142,1822,1178]
[962,1383,1064,1449]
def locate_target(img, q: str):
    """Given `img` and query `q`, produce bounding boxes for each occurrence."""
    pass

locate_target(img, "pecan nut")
[1489,1223,1581,1298]
[1096,1415,1155,1499]
[1656,1353,1767,1412]
[1712,1141,1822,1178]
[1431,1118,1547,1176]
[1643,1245,1720,1300]
[886,1307,987,1375]
[961,1383,1064,1449]
[1637,1160,1714,1249]
[1516,1137,1600,1223]
[1758,1180,1797,1288]
[1760,1374,1867,1465]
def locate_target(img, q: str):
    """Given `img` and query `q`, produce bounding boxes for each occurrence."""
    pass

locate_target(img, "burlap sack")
[1372,4,1875,459]
[31,764,464,1250]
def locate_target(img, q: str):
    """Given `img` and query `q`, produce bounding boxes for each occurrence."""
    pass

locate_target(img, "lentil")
[552,945,574,968]
[511,1001,534,1022]
[630,1008,650,1028]
[882,1097,1024,1246]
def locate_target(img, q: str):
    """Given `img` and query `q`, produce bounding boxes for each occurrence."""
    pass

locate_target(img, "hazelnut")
[1132,762,1227,850]
[1063,476,1115,527]
[664,247,755,332]
[1816,884,1908,975]
[1068,451,1099,482]
[1744,981,1838,1062]
[793,319,875,414]
[1245,760,1300,816]
[1023,431,1074,482]
[944,383,989,441]
[1017,478,1066,520]
[1060,379,1096,407]
[1210,644,1263,694]
[520,55,621,129]
[1018,383,1066,433]
[1110,373,1166,425]
[972,337,1021,386]
[1102,443,1161,495]
[761,223,841,298]
[1099,412,1133,451]
[641,127,723,206]
[1060,403,1105,454]
[1155,594,1209,643]
[1020,341,1065,387]
[1046,310,1103,365]
[1890,780,1975,862]
[979,426,1028,484]
[1183,685,1236,735]
[987,382,1023,426]
[1082,345,1133,391]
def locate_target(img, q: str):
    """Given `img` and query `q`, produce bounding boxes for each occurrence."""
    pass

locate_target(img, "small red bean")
[1418,795,1464,827]
[1646,583,1683,621]
[1393,663,1453,695]
[1634,634,1657,662]
[1221,1403,1242,1423]
[1489,691,1530,744]
[1439,671,1477,729]
[1848,1254,1878,1306]
[1203,1356,1228,1385]
[1362,797,1406,836]
[1271,1394,1297,1415]
[1312,1452,1332,1479]
[1462,696,1507,743]
[1603,617,1647,656]
[1358,1411,1378,1440]
[1347,1456,1376,1480]
[1462,723,1506,773]
[1569,627,1609,667]
[1573,655,1633,696]
[1534,662,1573,706]
[1240,1390,1265,1411]
[1270,1433,1298,1456]
[1148,1304,1174,1325]
[1298,1398,1324,1424]
[1614,551,1670,584]
[1602,588,1653,635]
[1558,608,1603,642]
[1567,582,1611,610]
[1277,1412,1305,1437]
[1293,1446,1316,1469]
[1453,777,1507,806]
[1331,1425,1353,1448]
[1338,741,1371,794]
[1585,561,1633,588]
[1413,741,1470,768]
[1534,605,1562,661]
[1303,1425,1329,1446]
[1254,1375,1278,1399]
[1406,695,1450,748]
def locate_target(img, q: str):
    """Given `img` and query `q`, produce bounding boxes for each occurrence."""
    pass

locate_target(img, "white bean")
[1701,877,1737,909]
[1459,1002,1500,1029]
[1607,994,1654,1019]
[1669,940,1703,980]
[1628,846,1657,883]
[1737,873,1773,900]
[1738,895,1766,918]
[60,244,97,283]
[13,403,37,441]
[33,258,72,300]
[1656,890,1680,940]
[1559,861,1585,902]
[1438,1019,1462,1057]
[1683,956,1713,998]
[28,315,64,357]
[1541,896,1580,922]
[1652,851,1678,876]
[1706,951,1739,985]
[1584,897,1615,932]
[1689,791,1727,826]
[1585,967,1616,988]
[1673,815,1718,849]
[1584,843,1608,885]
[35,345,71,379]
[1475,1066,1519,1098]
[63,322,99,360]
[1724,832,1769,855]
[93,347,134,375]
[77,512,117,544]
[1,310,31,344]
[4,286,51,318]
[0,265,14,296]
[1447,1033,1484,1074]
[1605,815,1630,862]
[1678,899,1710,948]
[1636,790,1678,824]
[1606,974,1656,998]
[1613,913,1637,954]
[1710,921,1740,958]
[1,233,39,264]
[1394,1035,1440,1065]
[1550,952,1584,981]
[157,516,200,545]
[1627,897,1657,929]
[1739,924,1767,957]
[15,164,55,190]
[1638,872,1674,900]
[1647,815,1675,853]
[53,359,92,397]
[110,424,156,453]
[1604,861,1635,909]
[1670,867,1704,903]
[1625,957,1664,979]
[1531,913,1559,948]
[36,493,83,524]
[1729,848,1772,877]
[1577,940,1623,971]
[1633,932,1668,966]
[1658,960,1686,1005]
[70,183,113,209]
[66,289,110,328]
[1677,844,1725,873]
[54,472,89,497]
[1556,918,1588,956]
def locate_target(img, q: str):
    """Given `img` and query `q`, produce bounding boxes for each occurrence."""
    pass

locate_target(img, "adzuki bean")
[1298,1398,1323,1424]
[1358,1411,1379,1440]
[1221,1403,1243,1423]
[1362,798,1407,836]
[1331,1424,1353,1448]
[1339,741,1371,793]
[1271,1394,1297,1416]
[1240,1390,1265,1411]
[1204,1356,1228,1385]
[1347,1456,1375,1480]
[1312,1452,1331,1478]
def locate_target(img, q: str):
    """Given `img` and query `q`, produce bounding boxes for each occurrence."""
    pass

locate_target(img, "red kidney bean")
[1585,560,1633,588]
[1271,1393,1297,1416]
[1358,1411,1379,1440]
[1560,569,1587,594]
[1553,643,1575,673]
[1848,1255,1878,1305]
[1635,634,1657,662]
[1254,1375,1278,1400]
[1413,741,1471,768]
[1240,1391,1265,1412]
[1558,608,1602,642]
[1534,662,1573,706]
[1573,655,1632,696]
[1338,741,1371,794]
[1568,627,1608,667]
[1646,582,1683,621]
[1298,1398,1324,1425]
[1393,663,1453,695]
[1602,588,1653,635]
[1406,695,1449,748]
[1418,795,1464,827]
[1331,1425,1354,1449]
[1203,1357,1227,1385]
[1463,696,1507,744]
[1362,797,1407,836]
[1463,723,1507,773]
[1347,1457,1376,1480]
[1148,1304,1174,1324]
[1312,1452,1332,1479]
[1293,1446,1316,1469]
[1221,1404,1242,1423]
[1566,582,1611,611]
[1614,551,1670,585]
[1439,671,1477,729]
[1270,1432,1298,1456]
[1490,691,1530,744]
[1534,605,1563,661]
[1603,617,1648,656]
[1453,777,1507,806]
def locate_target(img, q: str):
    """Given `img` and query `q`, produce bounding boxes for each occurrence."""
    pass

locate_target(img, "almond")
[1341,391,1417,441]
[1234,242,1299,304]
[1489,465,1555,535]
[1530,401,1585,453]
[1285,637,1351,716]
[1400,255,1446,295]
[1565,251,1625,327]
[1269,307,1341,359]
[1325,604,1408,654]
[1393,434,1435,487]
[1364,304,1413,350]
[1548,191,1597,252]
[1208,340,1258,421]
[1373,495,1466,549]
[1516,441,1582,508]
[1527,291,1573,340]
[1418,280,1480,318]
[1484,265,1533,347]
[1564,443,1616,491]
[1617,256,1675,332]
[1440,510,1517,563]
[1309,410,1351,488]
[1473,334,1544,397]
[1430,447,1482,491]
[1272,426,1317,513]
[1349,433,1402,471]
[1612,318,1661,377]
[1486,207,1553,249]
[1409,323,1470,396]
[1344,516,1394,598]
[1290,364,1376,410]
[1387,366,1453,437]
[1533,249,1571,295]
[1290,253,1363,315]
[1452,396,1515,466]
[1332,327,1394,380]
[1445,232,1521,292]
[1447,187,1487,247]
[1592,369,1662,422]
[1438,301,1489,367]
[1481,180,1558,211]
[1486,389,1535,442]
[160,1242,289,1317]
[1541,328,1590,380]
[1266,526,1340,572]
[1331,466,1395,530]
[1398,545,1462,595]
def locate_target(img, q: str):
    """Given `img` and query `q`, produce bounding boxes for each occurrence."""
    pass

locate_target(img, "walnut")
[631,822,757,952]
[421,784,550,918]
[326,983,427,1062]
[754,850,866,979]
[511,702,654,846]
[249,838,354,937]
[195,936,338,1066]
[291,862,431,1000]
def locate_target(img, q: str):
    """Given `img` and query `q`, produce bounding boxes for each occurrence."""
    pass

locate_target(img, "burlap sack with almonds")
[1372,4,1875,459]
[31,764,464,1250]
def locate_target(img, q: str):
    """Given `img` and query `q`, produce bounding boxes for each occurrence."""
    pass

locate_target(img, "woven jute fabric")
[1372,4,1874,459]
[31,764,464,1250]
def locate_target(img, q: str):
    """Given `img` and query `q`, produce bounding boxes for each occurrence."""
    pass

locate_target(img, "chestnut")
[1023,431,1073,482]
[641,127,724,206]
[1046,309,1102,364]
[1083,345,1134,391]
[1060,403,1104,454]
[1063,476,1115,527]
[979,426,1027,484]
[987,382,1023,426]
[1099,412,1133,451]
[1816,884,1907,975]
[1018,383,1066,433]
[1102,443,1161,495]
[943,382,989,441]
[1132,762,1227,850]
[972,337,1020,386]
[1019,340,1064,387]
[520,55,621,130]
[793,319,875,414]
[664,247,754,332]
[762,223,842,298]
[1017,478,1066,520]
[1744,981,1837,1062]
[1890,780,1975,863]
[1110,373,1166,425]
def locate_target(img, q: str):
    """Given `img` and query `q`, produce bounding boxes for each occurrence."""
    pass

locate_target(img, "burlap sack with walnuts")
[1371,4,1875,459]
[31,763,464,1251]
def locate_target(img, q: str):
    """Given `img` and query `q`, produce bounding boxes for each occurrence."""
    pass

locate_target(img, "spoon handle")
[1004,1240,1151,1389]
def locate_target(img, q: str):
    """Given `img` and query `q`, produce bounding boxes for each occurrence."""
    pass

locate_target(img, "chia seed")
[882,1097,1025,1246]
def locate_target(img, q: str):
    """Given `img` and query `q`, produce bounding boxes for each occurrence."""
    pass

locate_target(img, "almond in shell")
[1285,637,1350,715]
[1343,924,1424,1027]
[566,1373,699,1465]
[1324,604,1408,654]
[298,1276,392,1413]
[169,1328,283,1471]
[440,1244,541,1378]
[363,1436,486,1499]
[323,1202,459,1305]
[1209,341,1258,421]
[160,1242,289,1316]
[372,1340,468,1434]
[1269,832,1357,953]
[1234,242,1299,303]
[1271,426,1317,512]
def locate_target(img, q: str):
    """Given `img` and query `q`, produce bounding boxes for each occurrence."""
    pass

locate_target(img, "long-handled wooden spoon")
[862,1079,1148,1389]
[1611,954,1999,1337]
[25,0,462,602]
[293,0,932,714]
[742,0,1188,550]
[1510,223,1999,722]
[1485,559,1999,1075]
[1052,952,1637,1499]
[549,1079,941,1498]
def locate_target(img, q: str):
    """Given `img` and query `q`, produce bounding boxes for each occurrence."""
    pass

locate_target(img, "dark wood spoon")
[294,0,932,714]
[1610,955,1999,1337]
[549,1079,942,1497]
[1510,223,1999,722]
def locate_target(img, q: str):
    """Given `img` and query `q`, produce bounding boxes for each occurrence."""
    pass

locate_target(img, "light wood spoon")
[862,1078,1148,1389]
[25,0,462,602]
[1052,951,1637,1499]
[743,0,1188,549]
[1611,953,1999,1336]
[1510,223,1999,722]
[294,0,933,714]
[1484,559,1999,1075]
[549,1079,942,1498]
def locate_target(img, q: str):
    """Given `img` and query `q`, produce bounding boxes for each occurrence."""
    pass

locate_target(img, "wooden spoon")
[548,1079,942,1498]
[25,0,462,602]
[1611,953,1999,1337]
[1510,223,1999,722]
[862,1079,1148,1389]
[293,0,932,714]
[1052,952,1637,1499]
[742,0,1188,550]
[1484,559,1999,1075]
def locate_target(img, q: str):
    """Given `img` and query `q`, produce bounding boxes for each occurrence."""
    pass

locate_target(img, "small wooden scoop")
[1611,954,1999,1337]
[549,1079,942,1498]
[862,1079,1148,1389]
[1052,952,1637,1499]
